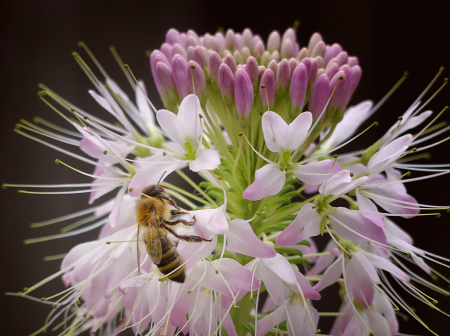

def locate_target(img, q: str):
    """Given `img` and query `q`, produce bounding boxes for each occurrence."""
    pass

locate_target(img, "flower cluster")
[5,27,450,336]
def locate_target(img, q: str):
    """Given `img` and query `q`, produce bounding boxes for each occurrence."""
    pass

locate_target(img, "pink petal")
[108,182,129,228]
[331,209,387,245]
[128,154,182,197]
[294,160,341,186]
[178,235,217,269]
[256,261,288,305]
[256,305,286,336]
[243,163,286,200]
[207,204,229,234]
[364,253,410,282]
[290,268,321,300]
[313,256,343,292]
[352,252,380,283]
[156,109,183,143]
[276,203,321,246]
[189,148,220,172]
[366,134,413,175]
[135,80,155,126]
[212,258,259,291]
[307,240,337,276]
[355,189,385,227]
[346,258,374,307]
[227,219,276,258]
[189,209,216,237]
[265,253,297,285]
[177,94,204,142]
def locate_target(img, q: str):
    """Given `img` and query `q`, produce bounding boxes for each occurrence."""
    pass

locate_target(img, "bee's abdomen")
[157,236,186,283]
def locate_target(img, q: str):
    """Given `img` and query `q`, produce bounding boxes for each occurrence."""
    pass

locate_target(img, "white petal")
[136,80,155,126]
[365,253,410,282]
[156,109,183,144]
[355,189,385,227]
[207,205,229,234]
[243,163,286,200]
[264,253,297,285]
[313,256,343,292]
[177,94,204,142]
[262,111,288,153]
[282,112,312,152]
[294,159,340,186]
[189,149,220,172]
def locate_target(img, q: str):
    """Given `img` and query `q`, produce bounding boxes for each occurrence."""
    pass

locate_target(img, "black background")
[1,1,450,335]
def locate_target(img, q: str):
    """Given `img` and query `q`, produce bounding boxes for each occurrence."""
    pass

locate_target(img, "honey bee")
[136,185,211,283]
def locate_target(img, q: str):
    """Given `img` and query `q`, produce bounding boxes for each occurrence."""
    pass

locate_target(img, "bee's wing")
[147,205,162,265]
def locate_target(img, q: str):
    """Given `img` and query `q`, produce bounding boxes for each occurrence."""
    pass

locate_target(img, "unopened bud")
[172,43,187,59]
[280,38,295,59]
[267,30,281,52]
[289,63,308,109]
[350,65,362,96]
[224,54,237,74]
[234,69,254,117]
[246,57,259,83]
[187,60,206,96]
[276,59,291,89]
[194,46,209,68]
[308,32,323,52]
[260,69,275,106]
[348,56,359,67]
[267,60,278,77]
[335,51,348,67]
[261,51,271,66]
[171,54,190,99]
[225,29,237,51]
[296,47,308,61]
[208,52,222,82]
[155,62,175,95]
[324,43,343,65]
[166,28,182,46]
[309,73,330,119]
[328,70,346,111]
[253,40,265,59]
[311,41,326,59]
[241,28,254,51]
[160,43,173,61]
[218,63,234,100]
[214,32,226,53]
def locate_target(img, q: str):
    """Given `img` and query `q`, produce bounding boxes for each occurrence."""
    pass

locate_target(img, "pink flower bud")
[338,65,353,111]
[155,62,175,95]
[150,51,170,94]
[241,47,251,62]
[208,51,222,82]
[324,43,343,65]
[328,70,345,110]
[194,46,208,68]
[187,30,200,45]
[289,63,308,109]
[171,54,190,99]
[309,73,329,119]
[289,58,298,74]
[215,32,226,53]
[268,60,278,77]
[166,28,182,46]
[203,33,218,52]
[271,51,280,62]
[350,65,362,96]
[309,58,319,82]
[172,43,187,59]
[308,32,323,52]
[234,68,254,117]
[267,31,281,52]
[282,28,296,45]
[276,59,291,89]
[311,41,326,58]
[325,62,339,79]
[224,54,237,74]
[315,56,324,69]
[241,28,254,51]
[225,29,237,50]
[187,36,200,48]
[233,50,243,64]
[297,47,308,61]
[253,40,265,59]
[258,66,266,82]
[160,43,173,61]
[246,57,259,83]
[187,61,206,96]
[218,63,234,99]
[187,46,195,61]
[348,56,359,67]
[235,33,242,50]
[335,51,349,67]
[261,51,271,66]
[260,69,275,106]
[281,38,295,59]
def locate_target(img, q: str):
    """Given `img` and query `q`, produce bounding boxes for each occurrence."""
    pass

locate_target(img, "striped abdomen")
[157,236,186,283]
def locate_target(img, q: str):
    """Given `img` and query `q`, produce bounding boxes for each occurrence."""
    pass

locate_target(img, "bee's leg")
[170,209,190,216]
[165,215,196,227]
[162,224,211,242]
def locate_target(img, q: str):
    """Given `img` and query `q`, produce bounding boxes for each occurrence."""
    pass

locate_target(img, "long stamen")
[413,106,449,141]
[124,64,158,113]
[369,71,409,116]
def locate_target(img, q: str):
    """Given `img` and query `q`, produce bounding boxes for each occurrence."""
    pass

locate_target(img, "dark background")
[1,1,450,335]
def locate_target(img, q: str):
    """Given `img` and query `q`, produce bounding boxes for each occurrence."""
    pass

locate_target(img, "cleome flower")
[4,26,450,336]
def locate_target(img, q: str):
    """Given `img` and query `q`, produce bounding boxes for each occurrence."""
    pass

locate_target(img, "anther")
[398,116,403,121]
[103,150,108,155]
[106,241,111,244]
[83,313,88,318]
[406,252,412,258]
[260,84,266,89]
[119,318,125,323]
[444,78,449,83]
[333,154,339,159]
[145,50,151,57]
[338,76,344,80]
[316,329,321,334]
[71,52,79,57]
[23,287,28,292]
[447,208,450,212]
[238,132,244,136]
[293,19,300,31]
[406,171,411,177]
[52,304,57,309]
[41,297,46,301]
[83,115,89,120]
[2,184,7,190]
[190,64,196,70]
[55,159,60,164]
[349,172,354,177]
[76,299,81,305]
[436,213,441,218]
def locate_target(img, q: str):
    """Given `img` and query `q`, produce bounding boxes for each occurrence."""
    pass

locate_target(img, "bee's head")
[142,185,167,198]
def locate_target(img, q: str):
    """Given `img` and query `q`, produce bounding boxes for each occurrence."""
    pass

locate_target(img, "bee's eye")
[151,187,164,195]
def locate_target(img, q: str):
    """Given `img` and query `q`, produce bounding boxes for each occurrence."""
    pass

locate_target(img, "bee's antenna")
[157,171,168,186]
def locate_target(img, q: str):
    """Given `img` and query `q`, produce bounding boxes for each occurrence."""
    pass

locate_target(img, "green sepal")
[275,246,303,257]
[241,323,255,336]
